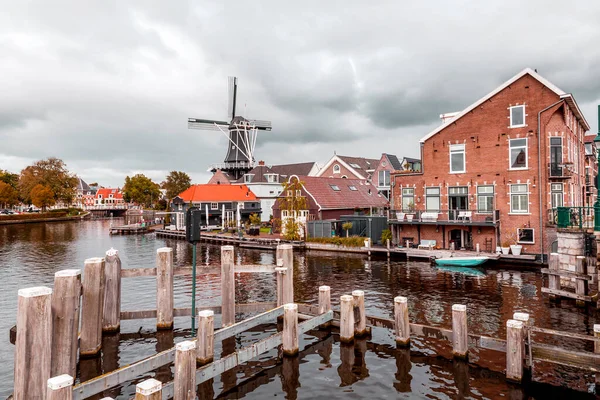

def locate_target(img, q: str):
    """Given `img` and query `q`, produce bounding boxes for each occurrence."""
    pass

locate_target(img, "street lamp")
[594,105,600,232]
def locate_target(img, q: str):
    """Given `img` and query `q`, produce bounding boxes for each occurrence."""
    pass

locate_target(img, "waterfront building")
[75,177,96,209]
[584,134,598,208]
[390,68,589,260]
[94,188,125,208]
[316,154,379,180]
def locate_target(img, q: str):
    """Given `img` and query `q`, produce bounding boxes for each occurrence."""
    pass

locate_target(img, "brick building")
[390,68,590,260]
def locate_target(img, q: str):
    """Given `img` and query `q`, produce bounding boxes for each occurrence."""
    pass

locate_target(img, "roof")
[207,169,232,185]
[385,154,403,170]
[420,68,590,143]
[585,134,597,144]
[96,188,123,199]
[77,177,91,191]
[291,176,389,210]
[177,184,257,202]
[234,162,319,184]
[316,155,379,179]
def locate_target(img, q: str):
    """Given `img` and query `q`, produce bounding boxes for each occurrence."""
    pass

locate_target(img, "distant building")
[316,154,379,180]
[584,134,598,207]
[373,153,403,200]
[75,178,96,209]
[207,169,233,185]
[94,188,125,208]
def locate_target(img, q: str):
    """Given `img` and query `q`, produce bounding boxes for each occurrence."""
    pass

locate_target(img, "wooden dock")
[109,223,149,235]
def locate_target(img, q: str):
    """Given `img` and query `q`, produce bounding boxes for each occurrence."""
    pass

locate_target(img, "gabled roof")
[385,154,403,170]
[96,188,123,199]
[290,176,389,211]
[207,169,232,185]
[177,184,257,202]
[77,177,91,191]
[316,155,379,179]
[420,68,590,143]
[270,162,318,178]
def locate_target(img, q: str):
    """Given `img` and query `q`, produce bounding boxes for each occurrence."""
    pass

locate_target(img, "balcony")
[548,162,572,179]
[390,209,499,226]
[548,207,595,230]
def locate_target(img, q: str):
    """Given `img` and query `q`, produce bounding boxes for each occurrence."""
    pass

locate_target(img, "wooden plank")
[120,303,277,321]
[506,319,524,382]
[103,249,121,332]
[121,268,157,278]
[214,305,283,342]
[469,334,506,353]
[541,268,593,281]
[394,296,410,346]
[174,341,196,399]
[221,246,235,326]
[339,295,354,343]
[452,304,468,359]
[156,248,174,330]
[410,323,453,341]
[197,310,214,365]
[283,304,299,356]
[532,343,600,372]
[353,290,367,337]
[530,326,600,342]
[51,270,81,378]
[548,253,560,300]
[173,266,220,276]
[542,287,592,302]
[80,257,106,356]
[576,256,589,307]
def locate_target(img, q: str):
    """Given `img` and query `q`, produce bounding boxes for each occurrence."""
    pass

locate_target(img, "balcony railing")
[391,209,499,225]
[548,206,595,229]
[548,162,572,179]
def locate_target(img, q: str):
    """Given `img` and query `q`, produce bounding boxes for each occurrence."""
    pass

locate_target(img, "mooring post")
[174,340,196,400]
[156,247,174,330]
[221,245,235,327]
[196,310,214,365]
[394,296,410,347]
[14,287,53,400]
[283,303,299,356]
[595,324,600,393]
[506,319,524,382]
[548,252,559,301]
[340,295,355,344]
[476,243,480,254]
[318,285,331,328]
[103,248,121,333]
[280,244,294,304]
[275,266,286,307]
[135,378,162,400]
[575,256,588,307]
[353,290,367,337]
[46,374,73,400]
[452,304,468,360]
[80,257,106,357]
[513,312,531,372]
[51,269,81,378]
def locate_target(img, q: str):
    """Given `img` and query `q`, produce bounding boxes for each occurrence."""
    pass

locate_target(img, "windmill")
[188,77,272,180]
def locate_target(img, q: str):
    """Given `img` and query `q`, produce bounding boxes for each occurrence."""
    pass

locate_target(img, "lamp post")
[594,105,600,232]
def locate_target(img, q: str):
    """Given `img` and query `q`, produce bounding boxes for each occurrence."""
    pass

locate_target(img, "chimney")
[258,160,265,166]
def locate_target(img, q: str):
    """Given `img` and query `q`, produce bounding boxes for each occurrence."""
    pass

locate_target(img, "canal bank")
[0,212,89,225]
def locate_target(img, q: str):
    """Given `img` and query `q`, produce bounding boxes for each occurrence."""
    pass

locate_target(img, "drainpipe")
[538,99,565,262]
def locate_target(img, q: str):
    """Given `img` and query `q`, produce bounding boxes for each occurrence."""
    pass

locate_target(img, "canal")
[0,219,598,399]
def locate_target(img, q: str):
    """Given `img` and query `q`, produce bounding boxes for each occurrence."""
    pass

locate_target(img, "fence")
[549,206,595,229]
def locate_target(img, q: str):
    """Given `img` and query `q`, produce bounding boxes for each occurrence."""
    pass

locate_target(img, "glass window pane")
[426,197,439,211]
[511,138,527,147]
[426,187,440,195]
[477,185,493,194]
[510,148,527,168]
[511,106,524,126]
[451,153,464,172]
[402,188,413,196]
[551,137,562,146]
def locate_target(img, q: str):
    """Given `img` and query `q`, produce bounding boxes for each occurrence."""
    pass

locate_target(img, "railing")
[548,162,572,178]
[392,209,499,225]
[548,206,595,229]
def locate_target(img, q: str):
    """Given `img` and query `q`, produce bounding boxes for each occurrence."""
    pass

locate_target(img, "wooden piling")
[275,267,286,307]
[280,244,294,304]
[318,285,331,328]
[451,304,468,360]
[548,252,559,301]
[156,247,174,330]
[513,312,530,371]
[394,296,410,347]
[14,287,53,400]
[196,310,214,365]
[103,248,121,332]
[575,256,588,307]
[283,303,299,356]
[46,374,73,400]
[80,257,106,357]
[595,324,600,393]
[174,340,196,400]
[135,378,162,400]
[352,290,367,337]
[340,295,355,344]
[506,319,524,382]
[51,269,81,378]
[221,245,235,327]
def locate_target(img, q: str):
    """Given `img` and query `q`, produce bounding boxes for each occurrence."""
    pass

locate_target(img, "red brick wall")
[391,74,588,257]
[320,159,364,179]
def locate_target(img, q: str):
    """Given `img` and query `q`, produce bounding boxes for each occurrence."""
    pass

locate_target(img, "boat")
[435,265,487,277]
[434,256,489,267]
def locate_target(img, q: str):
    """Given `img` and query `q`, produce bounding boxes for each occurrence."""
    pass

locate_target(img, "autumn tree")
[276,177,308,240]
[31,184,55,211]
[161,171,191,200]
[18,158,78,205]
[123,174,161,208]
[0,170,19,189]
[0,181,19,208]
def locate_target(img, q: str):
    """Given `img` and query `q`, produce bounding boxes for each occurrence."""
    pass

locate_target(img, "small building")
[584,134,597,208]
[95,188,125,208]
[75,178,96,209]
[170,184,260,228]
[316,154,379,180]
[373,153,404,200]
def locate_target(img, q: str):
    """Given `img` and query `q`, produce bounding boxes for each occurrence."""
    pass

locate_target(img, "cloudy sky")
[1,1,600,187]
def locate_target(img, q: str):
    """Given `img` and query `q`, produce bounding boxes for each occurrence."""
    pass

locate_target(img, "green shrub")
[380,229,392,244]
[307,236,366,247]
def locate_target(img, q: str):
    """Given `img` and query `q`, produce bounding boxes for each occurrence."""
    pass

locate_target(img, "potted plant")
[500,239,511,255]
[396,210,405,221]
[342,221,353,237]
[405,202,416,222]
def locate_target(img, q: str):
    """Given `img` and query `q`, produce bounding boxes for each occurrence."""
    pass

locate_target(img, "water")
[0,219,598,399]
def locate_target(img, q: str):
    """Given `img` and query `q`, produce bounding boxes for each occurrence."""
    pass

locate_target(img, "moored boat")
[434,256,489,267]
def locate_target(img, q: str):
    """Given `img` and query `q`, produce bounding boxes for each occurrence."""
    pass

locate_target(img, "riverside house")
[390,68,590,260]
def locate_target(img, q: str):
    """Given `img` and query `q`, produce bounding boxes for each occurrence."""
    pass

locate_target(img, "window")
[282,210,289,218]
[402,188,414,211]
[211,202,218,210]
[477,185,494,213]
[425,187,440,211]
[330,184,341,191]
[510,184,528,213]
[348,185,357,191]
[295,190,302,197]
[378,170,390,187]
[178,204,182,211]
[350,163,361,169]
[287,190,293,197]
[517,228,535,244]
[551,183,563,208]
[265,174,278,183]
[509,138,528,169]
[449,144,465,173]
[585,143,594,156]
[244,174,254,183]
[510,105,525,128]
[333,164,341,174]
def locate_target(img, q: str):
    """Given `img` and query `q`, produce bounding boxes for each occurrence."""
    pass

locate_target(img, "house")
[75,178,96,209]
[316,154,379,180]
[272,175,389,236]
[584,134,598,208]
[399,157,422,173]
[170,184,260,229]
[234,161,321,222]
[95,188,125,208]
[390,68,590,260]
[207,169,232,185]
[373,153,404,201]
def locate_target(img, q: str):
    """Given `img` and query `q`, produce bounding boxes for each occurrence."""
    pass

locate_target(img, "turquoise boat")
[434,256,489,267]
[435,265,487,277]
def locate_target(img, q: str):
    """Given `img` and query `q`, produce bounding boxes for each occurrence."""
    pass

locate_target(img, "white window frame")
[509,105,526,128]
[425,187,440,211]
[509,138,528,170]
[295,190,302,197]
[517,228,535,244]
[401,188,414,211]
[244,174,254,183]
[378,170,390,187]
[477,185,494,213]
[510,184,529,214]
[333,164,341,174]
[449,144,466,174]
[210,202,218,210]
[551,183,563,208]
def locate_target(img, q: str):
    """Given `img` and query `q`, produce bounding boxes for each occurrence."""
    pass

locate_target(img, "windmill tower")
[188,77,272,180]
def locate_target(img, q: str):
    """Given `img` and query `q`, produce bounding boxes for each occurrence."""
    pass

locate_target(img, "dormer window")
[244,174,254,183]
[510,105,526,128]
[265,173,278,183]
[333,164,341,174]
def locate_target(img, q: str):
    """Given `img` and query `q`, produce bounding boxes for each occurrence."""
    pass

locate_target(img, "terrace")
[390,209,500,226]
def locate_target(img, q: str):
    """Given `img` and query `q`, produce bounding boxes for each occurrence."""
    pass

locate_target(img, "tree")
[161,171,191,200]
[30,184,55,211]
[276,177,308,240]
[123,174,161,208]
[0,181,18,208]
[18,158,77,205]
[342,221,353,237]
[0,170,19,189]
